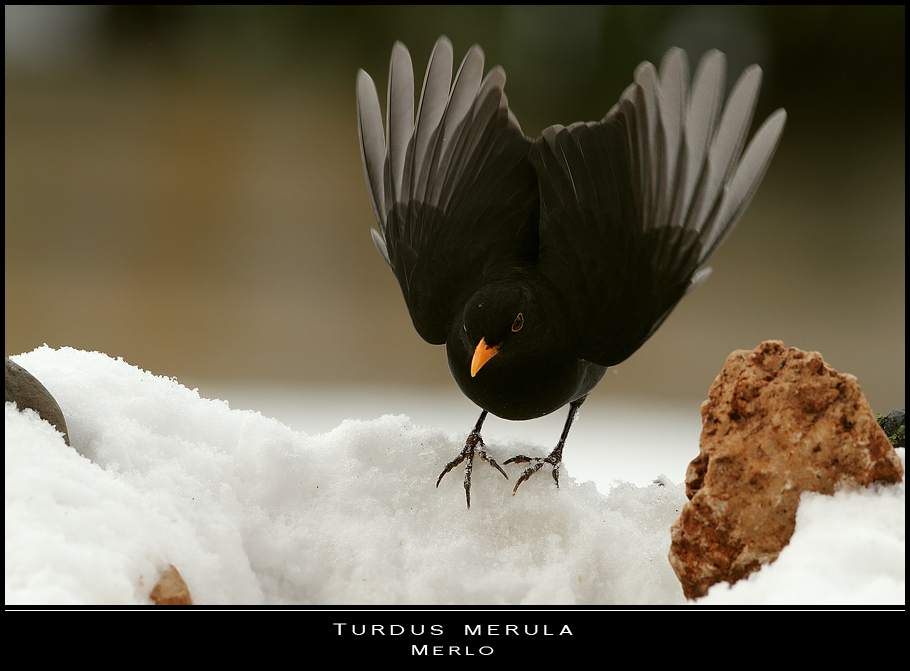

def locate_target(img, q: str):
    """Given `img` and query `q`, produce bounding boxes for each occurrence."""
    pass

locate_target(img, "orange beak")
[470,338,500,377]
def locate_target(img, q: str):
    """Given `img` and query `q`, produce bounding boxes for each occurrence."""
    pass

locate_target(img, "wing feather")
[534,49,785,365]
[356,37,537,344]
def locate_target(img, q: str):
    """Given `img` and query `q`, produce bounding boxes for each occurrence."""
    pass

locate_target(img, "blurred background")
[6,7,905,470]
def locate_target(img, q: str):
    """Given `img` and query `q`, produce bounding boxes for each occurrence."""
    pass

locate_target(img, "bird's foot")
[436,420,507,509]
[504,445,563,494]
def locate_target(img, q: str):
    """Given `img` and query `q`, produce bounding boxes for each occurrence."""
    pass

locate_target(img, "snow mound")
[5,346,904,605]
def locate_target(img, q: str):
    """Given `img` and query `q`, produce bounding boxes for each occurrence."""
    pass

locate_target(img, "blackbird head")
[447,277,582,420]
[458,277,571,378]
[464,286,531,377]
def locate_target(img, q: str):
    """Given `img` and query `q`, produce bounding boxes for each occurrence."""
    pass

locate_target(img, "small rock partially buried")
[668,340,903,600]
[149,564,194,606]
[5,358,70,446]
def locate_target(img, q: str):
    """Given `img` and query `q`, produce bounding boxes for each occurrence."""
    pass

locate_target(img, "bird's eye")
[511,313,524,332]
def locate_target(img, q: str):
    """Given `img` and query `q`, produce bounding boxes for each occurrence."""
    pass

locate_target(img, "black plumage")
[357,37,786,508]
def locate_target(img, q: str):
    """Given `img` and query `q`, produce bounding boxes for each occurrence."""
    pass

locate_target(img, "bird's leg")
[505,397,586,494]
[436,410,508,509]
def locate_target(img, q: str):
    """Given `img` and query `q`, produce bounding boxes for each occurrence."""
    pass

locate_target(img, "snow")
[5,346,905,606]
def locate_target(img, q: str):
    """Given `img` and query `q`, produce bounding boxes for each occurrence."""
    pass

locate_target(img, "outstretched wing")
[533,48,786,366]
[357,37,538,344]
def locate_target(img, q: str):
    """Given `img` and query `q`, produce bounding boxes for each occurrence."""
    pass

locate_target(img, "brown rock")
[5,358,70,446]
[149,564,194,605]
[668,340,903,600]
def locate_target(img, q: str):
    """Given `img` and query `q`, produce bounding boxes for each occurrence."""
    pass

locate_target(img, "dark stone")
[878,409,905,447]
[5,358,70,445]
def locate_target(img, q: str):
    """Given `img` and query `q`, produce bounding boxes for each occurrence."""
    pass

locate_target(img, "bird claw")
[436,421,507,509]
[504,399,579,495]
[504,450,562,493]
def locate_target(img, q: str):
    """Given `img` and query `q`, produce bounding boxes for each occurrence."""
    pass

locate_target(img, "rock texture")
[149,564,194,605]
[5,358,70,445]
[669,340,904,600]
[878,409,905,448]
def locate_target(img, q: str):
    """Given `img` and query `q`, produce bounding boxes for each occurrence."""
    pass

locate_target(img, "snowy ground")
[5,346,905,606]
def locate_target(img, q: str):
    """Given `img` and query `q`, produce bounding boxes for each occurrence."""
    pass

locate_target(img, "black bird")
[356,37,785,508]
